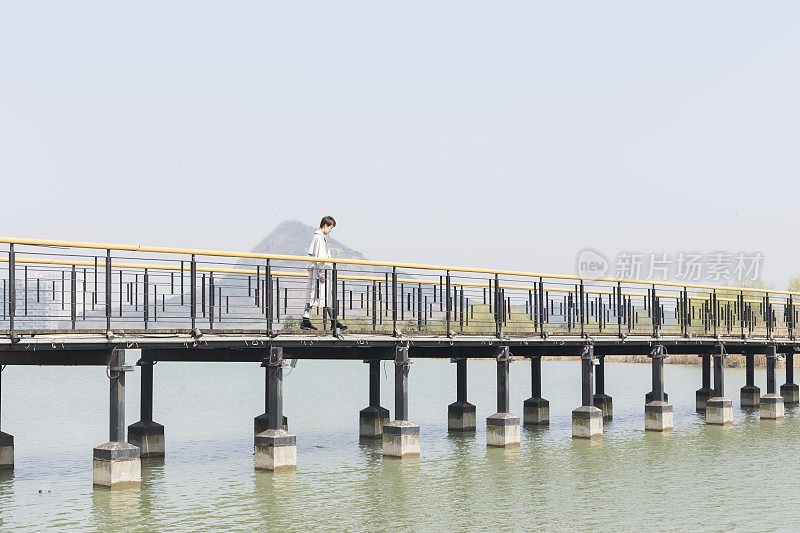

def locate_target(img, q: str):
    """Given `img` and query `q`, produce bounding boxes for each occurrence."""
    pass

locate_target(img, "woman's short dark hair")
[320,216,336,228]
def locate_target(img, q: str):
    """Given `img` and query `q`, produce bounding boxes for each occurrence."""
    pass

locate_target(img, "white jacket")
[307,229,331,271]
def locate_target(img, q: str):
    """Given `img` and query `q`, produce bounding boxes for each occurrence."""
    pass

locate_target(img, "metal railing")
[0,237,797,341]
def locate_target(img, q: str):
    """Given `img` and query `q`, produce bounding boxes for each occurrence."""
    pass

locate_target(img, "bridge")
[0,237,797,485]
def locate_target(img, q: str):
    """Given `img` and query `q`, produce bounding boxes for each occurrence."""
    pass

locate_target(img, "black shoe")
[300,318,318,331]
[335,321,348,331]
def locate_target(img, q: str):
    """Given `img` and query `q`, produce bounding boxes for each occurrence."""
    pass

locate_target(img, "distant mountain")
[250,220,368,261]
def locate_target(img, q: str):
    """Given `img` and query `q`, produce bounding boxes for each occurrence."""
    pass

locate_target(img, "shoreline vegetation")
[541,354,798,368]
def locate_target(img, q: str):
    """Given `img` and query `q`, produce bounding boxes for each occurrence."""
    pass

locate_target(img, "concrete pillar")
[645,390,669,403]
[93,349,141,488]
[706,346,732,426]
[740,352,760,407]
[645,346,673,432]
[360,359,390,438]
[383,346,420,458]
[0,367,13,470]
[523,356,549,426]
[572,345,602,439]
[447,358,476,431]
[760,346,784,420]
[696,353,713,411]
[780,352,799,405]
[127,358,165,458]
[486,347,520,447]
[254,358,288,434]
[255,347,296,472]
[592,355,612,421]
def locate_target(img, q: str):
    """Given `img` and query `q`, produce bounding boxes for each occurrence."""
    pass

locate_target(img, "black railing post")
[105,249,112,332]
[652,284,659,337]
[445,272,452,336]
[392,267,398,335]
[766,293,772,338]
[265,259,273,336]
[70,265,77,330]
[494,273,502,338]
[579,280,585,337]
[331,263,339,333]
[616,281,622,337]
[8,244,15,338]
[539,278,546,338]
[144,268,150,330]
[190,255,197,332]
[712,289,718,337]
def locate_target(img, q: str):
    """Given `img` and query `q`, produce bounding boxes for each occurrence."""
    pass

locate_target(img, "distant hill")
[250,220,368,261]
[244,219,393,278]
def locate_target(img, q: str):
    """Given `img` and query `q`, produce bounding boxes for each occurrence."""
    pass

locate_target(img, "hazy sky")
[2,2,798,286]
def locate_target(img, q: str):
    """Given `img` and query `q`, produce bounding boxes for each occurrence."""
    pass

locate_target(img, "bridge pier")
[360,360,390,438]
[0,367,13,470]
[645,346,673,432]
[255,360,288,434]
[645,389,669,404]
[486,347,520,447]
[592,355,612,421]
[93,349,141,488]
[780,352,799,405]
[572,345,602,439]
[696,353,713,411]
[706,346,732,426]
[383,346,420,458]
[760,346,784,420]
[128,359,165,458]
[448,358,475,432]
[523,356,549,426]
[740,352,760,407]
[255,347,296,472]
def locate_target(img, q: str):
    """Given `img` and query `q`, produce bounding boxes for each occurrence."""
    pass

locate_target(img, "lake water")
[1,357,798,531]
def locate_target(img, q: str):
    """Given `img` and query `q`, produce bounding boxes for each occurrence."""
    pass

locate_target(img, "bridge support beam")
[696,353,713,411]
[740,353,760,407]
[760,346,784,420]
[255,359,288,434]
[645,346,673,432]
[93,349,141,488]
[128,359,165,458]
[383,346,420,458]
[360,360,390,438]
[592,355,612,421]
[572,345,602,439]
[487,347,520,447]
[255,347,296,472]
[523,356,549,426]
[0,367,13,470]
[706,346,732,426]
[780,352,799,405]
[448,358,475,432]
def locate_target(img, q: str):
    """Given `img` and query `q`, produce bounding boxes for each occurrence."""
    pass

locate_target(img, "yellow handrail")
[0,236,794,297]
